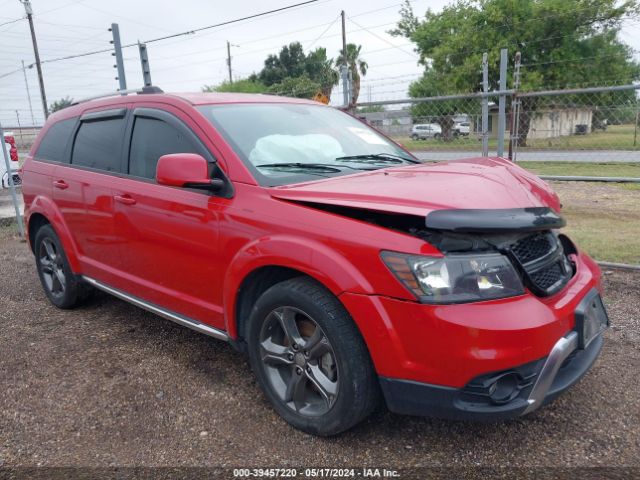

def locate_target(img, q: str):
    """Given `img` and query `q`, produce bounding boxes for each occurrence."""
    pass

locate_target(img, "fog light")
[488,372,520,404]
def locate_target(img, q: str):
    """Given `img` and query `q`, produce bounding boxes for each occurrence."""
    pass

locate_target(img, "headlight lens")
[381,251,525,304]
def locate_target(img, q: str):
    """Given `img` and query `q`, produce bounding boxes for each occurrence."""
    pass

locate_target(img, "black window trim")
[123,107,233,198]
[80,107,127,122]
[70,108,129,174]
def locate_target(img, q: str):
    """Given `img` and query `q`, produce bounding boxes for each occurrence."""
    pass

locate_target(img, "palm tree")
[336,44,368,107]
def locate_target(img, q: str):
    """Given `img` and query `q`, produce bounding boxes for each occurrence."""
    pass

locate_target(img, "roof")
[45,90,323,124]
[169,92,320,106]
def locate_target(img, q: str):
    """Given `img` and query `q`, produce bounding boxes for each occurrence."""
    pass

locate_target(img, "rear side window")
[72,118,125,172]
[129,117,199,179]
[35,118,76,163]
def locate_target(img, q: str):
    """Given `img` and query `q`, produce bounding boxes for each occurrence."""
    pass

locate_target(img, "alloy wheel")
[39,238,66,298]
[259,306,339,416]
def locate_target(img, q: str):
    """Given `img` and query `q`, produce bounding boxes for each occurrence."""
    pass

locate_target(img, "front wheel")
[246,277,379,436]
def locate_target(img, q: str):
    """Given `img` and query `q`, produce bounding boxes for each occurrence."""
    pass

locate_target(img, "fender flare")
[223,234,374,338]
[27,195,82,273]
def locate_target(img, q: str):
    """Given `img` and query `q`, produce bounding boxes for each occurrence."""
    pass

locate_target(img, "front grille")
[511,233,553,264]
[508,232,573,297]
[529,261,564,290]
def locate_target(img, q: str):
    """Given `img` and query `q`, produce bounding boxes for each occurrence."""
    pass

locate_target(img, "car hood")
[268,157,561,217]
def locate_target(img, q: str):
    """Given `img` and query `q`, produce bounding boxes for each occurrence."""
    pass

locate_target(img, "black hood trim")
[425,207,565,233]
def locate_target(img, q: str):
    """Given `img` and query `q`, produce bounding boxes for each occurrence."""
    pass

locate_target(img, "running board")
[82,276,228,341]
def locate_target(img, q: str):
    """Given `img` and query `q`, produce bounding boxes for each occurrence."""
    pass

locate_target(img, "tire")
[434,133,442,139]
[246,277,379,436]
[411,134,419,140]
[34,224,91,309]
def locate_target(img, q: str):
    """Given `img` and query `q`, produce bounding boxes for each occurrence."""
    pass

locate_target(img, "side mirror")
[156,153,224,191]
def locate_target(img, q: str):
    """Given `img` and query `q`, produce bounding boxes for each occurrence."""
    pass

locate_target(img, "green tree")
[49,96,74,113]
[267,75,321,98]
[259,42,307,86]
[336,44,368,107]
[391,0,640,145]
[202,78,267,94]
[304,47,339,98]
[257,43,338,100]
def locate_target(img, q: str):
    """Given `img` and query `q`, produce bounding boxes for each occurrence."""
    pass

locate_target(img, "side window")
[34,118,76,163]
[128,116,199,179]
[71,118,125,172]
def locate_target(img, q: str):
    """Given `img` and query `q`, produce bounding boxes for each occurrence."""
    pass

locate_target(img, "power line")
[307,13,340,50]
[0,16,24,28]
[31,0,321,67]
[347,17,417,59]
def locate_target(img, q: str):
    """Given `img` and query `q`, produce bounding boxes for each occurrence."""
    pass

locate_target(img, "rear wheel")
[247,277,379,436]
[34,224,90,309]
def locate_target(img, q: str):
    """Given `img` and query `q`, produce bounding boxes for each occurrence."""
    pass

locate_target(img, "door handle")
[113,194,137,206]
[53,180,68,190]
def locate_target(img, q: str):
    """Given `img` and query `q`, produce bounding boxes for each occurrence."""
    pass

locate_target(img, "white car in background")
[410,123,442,140]
[453,121,471,136]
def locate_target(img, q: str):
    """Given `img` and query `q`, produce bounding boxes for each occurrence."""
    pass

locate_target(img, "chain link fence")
[357,83,640,169]
[513,85,640,164]
[355,79,640,267]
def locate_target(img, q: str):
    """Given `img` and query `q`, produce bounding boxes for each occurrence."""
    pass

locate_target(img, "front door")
[110,107,227,329]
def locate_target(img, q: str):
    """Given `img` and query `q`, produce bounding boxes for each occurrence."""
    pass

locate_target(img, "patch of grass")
[550,182,640,265]
[0,219,20,240]
[518,161,640,178]
[527,124,640,150]
[395,124,640,152]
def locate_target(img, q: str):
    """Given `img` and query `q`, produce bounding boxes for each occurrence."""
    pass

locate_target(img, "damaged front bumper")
[378,287,608,421]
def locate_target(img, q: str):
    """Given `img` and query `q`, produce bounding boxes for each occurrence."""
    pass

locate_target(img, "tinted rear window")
[35,118,76,163]
[129,117,199,179]
[72,118,125,172]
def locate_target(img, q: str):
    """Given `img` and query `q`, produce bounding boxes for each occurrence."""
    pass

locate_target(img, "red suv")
[21,88,608,435]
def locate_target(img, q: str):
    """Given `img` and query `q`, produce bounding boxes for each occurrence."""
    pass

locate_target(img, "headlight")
[381,251,525,304]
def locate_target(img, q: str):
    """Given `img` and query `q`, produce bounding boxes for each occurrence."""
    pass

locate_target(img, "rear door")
[110,106,228,327]
[58,108,128,279]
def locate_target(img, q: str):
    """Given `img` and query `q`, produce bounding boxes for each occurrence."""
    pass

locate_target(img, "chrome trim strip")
[82,276,228,342]
[522,331,578,415]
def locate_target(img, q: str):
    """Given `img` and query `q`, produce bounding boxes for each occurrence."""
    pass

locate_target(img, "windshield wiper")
[334,153,420,164]
[255,162,343,173]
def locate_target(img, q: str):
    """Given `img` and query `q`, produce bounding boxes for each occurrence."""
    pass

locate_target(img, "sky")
[1,0,639,127]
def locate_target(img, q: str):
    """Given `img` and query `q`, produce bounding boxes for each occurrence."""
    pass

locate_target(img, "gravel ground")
[0,225,639,477]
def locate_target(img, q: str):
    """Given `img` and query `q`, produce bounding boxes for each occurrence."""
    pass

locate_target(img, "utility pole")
[496,48,508,157]
[15,111,24,147]
[138,42,152,87]
[340,10,350,108]
[21,60,36,128]
[110,23,127,93]
[226,41,233,83]
[19,1,48,119]
[481,52,489,157]
[508,52,522,162]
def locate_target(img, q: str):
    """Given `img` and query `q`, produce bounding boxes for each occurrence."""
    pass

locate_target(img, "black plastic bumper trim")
[425,207,566,233]
[379,333,603,421]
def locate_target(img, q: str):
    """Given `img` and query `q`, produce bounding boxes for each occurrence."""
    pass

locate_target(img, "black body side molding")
[425,207,565,233]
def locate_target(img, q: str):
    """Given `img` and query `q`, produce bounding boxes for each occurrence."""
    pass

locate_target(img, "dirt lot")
[0,224,639,476]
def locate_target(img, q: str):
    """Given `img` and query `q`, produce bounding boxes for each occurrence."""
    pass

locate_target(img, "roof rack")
[71,86,164,106]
